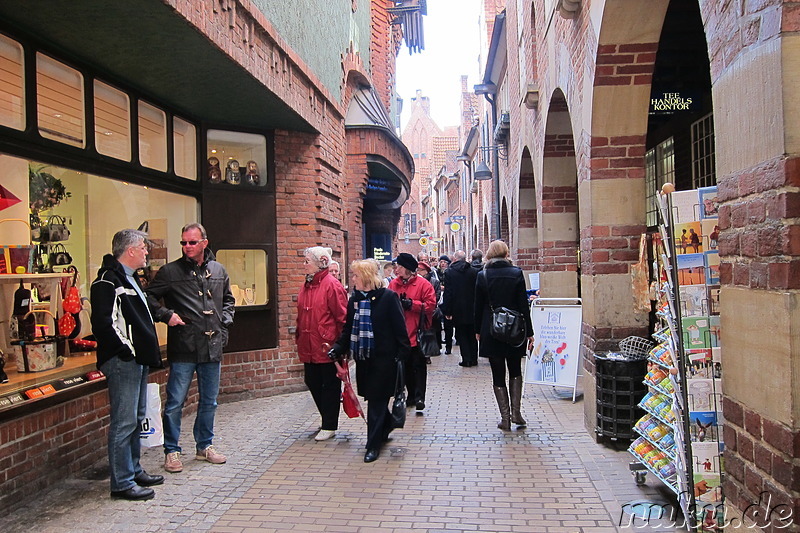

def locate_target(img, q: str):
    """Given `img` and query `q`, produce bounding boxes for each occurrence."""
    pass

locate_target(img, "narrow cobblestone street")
[2,350,685,532]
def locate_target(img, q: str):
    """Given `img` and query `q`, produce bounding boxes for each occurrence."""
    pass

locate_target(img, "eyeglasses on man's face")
[180,239,206,246]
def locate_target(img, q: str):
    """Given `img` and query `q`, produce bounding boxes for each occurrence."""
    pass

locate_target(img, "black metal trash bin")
[595,353,648,440]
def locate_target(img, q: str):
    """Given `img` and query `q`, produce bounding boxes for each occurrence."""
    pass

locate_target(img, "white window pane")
[94,80,131,161]
[0,33,25,131]
[36,53,85,148]
[206,129,267,187]
[138,100,167,171]
[173,116,197,180]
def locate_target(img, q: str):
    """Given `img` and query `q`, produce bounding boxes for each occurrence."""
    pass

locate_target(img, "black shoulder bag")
[484,271,527,347]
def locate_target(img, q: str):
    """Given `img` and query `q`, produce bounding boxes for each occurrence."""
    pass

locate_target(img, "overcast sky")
[395,0,483,132]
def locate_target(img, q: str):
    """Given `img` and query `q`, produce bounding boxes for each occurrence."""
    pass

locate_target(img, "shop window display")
[206,129,267,187]
[0,33,25,131]
[0,154,197,409]
[36,53,85,148]
[216,249,268,306]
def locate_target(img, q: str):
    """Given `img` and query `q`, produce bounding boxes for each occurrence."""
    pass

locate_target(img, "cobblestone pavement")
[1,350,687,532]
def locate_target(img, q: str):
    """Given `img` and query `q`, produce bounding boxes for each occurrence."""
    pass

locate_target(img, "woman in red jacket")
[296,246,348,441]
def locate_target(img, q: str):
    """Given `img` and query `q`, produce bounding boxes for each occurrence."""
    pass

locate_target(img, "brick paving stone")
[0,349,690,532]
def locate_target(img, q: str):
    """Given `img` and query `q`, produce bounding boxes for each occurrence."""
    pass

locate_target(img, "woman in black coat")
[474,240,533,431]
[330,259,410,462]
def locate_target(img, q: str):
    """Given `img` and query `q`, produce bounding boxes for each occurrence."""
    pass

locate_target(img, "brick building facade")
[0,0,414,512]
[463,0,800,528]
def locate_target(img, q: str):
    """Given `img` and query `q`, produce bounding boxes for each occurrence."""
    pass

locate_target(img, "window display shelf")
[0,351,104,418]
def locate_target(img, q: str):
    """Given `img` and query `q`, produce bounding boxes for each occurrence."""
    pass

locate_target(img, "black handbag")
[490,306,526,347]
[416,305,440,357]
[483,271,527,347]
[48,243,72,266]
[390,360,406,429]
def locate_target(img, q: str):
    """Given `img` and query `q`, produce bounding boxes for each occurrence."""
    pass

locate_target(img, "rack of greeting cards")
[628,184,725,532]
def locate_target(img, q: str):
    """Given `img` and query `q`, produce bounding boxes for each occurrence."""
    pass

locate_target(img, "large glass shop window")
[36,53,85,148]
[206,129,267,187]
[0,153,198,401]
[0,33,24,131]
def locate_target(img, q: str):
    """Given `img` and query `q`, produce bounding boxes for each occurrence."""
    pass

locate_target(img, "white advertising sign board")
[525,298,583,401]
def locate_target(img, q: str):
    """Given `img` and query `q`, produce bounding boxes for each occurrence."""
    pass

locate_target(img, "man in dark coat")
[91,229,163,500]
[441,250,479,367]
[146,223,235,474]
[470,249,484,271]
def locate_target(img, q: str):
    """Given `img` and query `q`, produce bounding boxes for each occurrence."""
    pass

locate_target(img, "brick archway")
[540,89,579,298]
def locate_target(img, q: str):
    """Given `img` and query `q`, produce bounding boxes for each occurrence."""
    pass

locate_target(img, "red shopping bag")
[334,361,365,422]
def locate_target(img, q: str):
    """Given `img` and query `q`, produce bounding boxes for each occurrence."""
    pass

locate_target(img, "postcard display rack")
[628,186,724,531]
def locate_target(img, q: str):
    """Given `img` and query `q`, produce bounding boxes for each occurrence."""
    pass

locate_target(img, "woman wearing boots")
[474,240,534,431]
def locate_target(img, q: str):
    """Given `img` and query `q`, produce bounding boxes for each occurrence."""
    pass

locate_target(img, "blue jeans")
[163,361,220,454]
[100,356,149,492]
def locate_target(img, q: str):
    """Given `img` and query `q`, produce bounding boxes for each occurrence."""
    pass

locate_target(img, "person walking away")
[441,250,479,367]
[388,253,436,411]
[436,255,453,353]
[146,223,235,473]
[416,261,440,364]
[470,249,484,272]
[474,240,533,431]
[91,229,163,500]
[329,259,410,462]
[295,246,348,440]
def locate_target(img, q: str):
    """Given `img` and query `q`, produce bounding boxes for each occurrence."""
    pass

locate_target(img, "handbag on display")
[62,267,82,315]
[416,305,439,357]
[48,243,72,266]
[42,214,70,242]
[390,359,406,429]
[58,311,76,337]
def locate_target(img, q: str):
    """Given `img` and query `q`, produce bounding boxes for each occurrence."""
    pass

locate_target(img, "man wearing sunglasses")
[145,223,235,474]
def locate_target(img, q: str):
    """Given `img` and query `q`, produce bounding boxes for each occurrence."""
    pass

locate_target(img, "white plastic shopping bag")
[140,382,163,447]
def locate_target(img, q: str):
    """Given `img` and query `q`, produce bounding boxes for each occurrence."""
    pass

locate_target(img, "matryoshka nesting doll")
[225,159,242,185]
[245,160,260,185]
[207,156,222,184]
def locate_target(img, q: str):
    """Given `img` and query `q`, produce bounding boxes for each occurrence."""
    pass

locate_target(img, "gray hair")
[304,246,332,269]
[471,249,483,262]
[453,250,467,262]
[181,222,207,239]
[112,229,148,258]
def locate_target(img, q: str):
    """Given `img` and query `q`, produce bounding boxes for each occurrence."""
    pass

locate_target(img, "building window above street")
[691,113,716,189]
[36,53,85,148]
[645,137,674,227]
[94,80,131,162]
[138,100,168,172]
[173,117,197,180]
[206,129,267,187]
[0,33,24,131]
